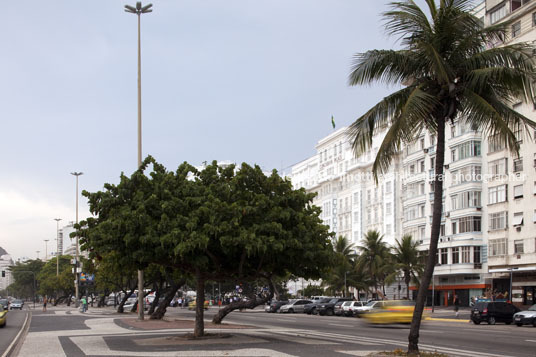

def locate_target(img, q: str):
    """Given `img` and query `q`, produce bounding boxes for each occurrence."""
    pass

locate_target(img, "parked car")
[9,299,24,310]
[265,300,289,313]
[304,298,332,315]
[362,300,421,324]
[514,304,536,327]
[279,299,312,313]
[317,298,353,316]
[0,299,9,309]
[471,301,520,325]
[334,301,351,316]
[353,300,387,317]
[342,301,366,316]
[0,304,6,327]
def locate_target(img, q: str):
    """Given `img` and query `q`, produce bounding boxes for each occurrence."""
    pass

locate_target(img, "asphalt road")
[0,308,28,356]
[168,307,536,357]
[15,306,536,357]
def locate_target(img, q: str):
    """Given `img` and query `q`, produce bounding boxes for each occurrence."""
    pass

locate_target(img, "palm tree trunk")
[408,116,446,354]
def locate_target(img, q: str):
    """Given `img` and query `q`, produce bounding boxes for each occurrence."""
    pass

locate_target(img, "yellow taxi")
[188,300,209,310]
[362,300,428,324]
[0,303,7,328]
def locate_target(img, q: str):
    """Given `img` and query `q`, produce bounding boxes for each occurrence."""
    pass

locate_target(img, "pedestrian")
[453,294,459,318]
[81,296,87,313]
[178,297,183,308]
[43,296,48,312]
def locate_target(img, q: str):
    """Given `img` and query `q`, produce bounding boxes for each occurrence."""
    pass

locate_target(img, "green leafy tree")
[36,256,75,304]
[347,0,536,352]
[8,259,45,301]
[78,158,333,337]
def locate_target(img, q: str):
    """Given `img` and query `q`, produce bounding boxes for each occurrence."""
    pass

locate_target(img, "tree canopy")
[78,157,333,337]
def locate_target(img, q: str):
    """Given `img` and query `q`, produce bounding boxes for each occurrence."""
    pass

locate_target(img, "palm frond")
[349,50,422,86]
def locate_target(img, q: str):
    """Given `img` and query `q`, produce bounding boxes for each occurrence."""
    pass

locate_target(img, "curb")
[1,311,31,357]
[426,317,470,322]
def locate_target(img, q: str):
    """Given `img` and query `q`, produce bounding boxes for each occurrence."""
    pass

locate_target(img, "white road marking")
[525,339,536,343]
[71,336,297,356]
[1,312,29,357]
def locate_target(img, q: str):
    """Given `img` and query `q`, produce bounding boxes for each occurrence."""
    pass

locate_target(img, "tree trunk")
[150,284,180,320]
[193,273,205,338]
[405,271,411,300]
[117,290,134,313]
[98,294,106,308]
[408,116,446,355]
[212,278,274,324]
[148,285,162,315]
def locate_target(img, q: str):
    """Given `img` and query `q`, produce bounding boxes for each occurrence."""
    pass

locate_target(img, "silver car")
[514,304,536,327]
[10,300,23,310]
[279,299,312,313]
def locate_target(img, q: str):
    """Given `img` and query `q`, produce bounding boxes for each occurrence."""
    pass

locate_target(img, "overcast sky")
[0,0,404,260]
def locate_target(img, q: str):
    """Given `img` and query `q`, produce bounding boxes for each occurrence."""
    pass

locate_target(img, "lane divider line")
[1,311,30,357]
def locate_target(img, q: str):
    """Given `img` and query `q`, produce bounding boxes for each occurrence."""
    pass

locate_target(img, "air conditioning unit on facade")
[424,148,429,153]
[445,212,450,217]
[444,164,449,169]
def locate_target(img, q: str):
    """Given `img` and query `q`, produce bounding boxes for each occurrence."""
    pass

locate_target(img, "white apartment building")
[0,254,14,292]
[483,0,536,307]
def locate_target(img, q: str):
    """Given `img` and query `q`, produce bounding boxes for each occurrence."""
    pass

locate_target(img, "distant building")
[0,254,14,292]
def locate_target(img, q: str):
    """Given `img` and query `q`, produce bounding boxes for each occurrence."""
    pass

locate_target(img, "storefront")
[411,283,489,306]
[489,267,536,308]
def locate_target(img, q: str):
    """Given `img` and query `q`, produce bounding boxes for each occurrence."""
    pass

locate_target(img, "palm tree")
[357,230,391,298]
[347,1,536,353]
[326,236,356,296]
[388,234,423,299]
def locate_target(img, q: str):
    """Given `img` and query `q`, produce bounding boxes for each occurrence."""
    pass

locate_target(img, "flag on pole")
[331,115,335,129]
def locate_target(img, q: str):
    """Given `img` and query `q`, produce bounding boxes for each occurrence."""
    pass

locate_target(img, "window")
[440,224,445,237]
[514,240,524,254]
[513,158,523,173]
[386,224,392,235]
[489,211,508,230]
[452,221,458,235]
[419,160,425,173]
[490,5,507,24]
[512,21,521,37]
[533,12,536,27]
[451,191,481,210]
[452,247,460,264]
[367,190,371,202]
[451,141,481,162]
[452,165,482,185]
[440,248,448,264]
[409,164,415,175]
[386,203,392,215]
[513,122,523,142]
[385,182,392,194]
[488,134,505,153]
[456,216,482,233]
[474,246,481,263]
[489,158,507,177]
[367,209,371,223]
[353,192,359,206]
[514,184,523,199]
[462,247,471,263]
[488,185,507,204]
[419,226,426,240]
[489,238,507,256]
[420,138,425,150]
[513,212,524,226]
[374,207,378,223]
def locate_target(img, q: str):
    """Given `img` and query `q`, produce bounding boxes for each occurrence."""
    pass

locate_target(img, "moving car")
[471,301,520,325]
[0,304,7,327]
[10,299,24,310]
[0,299,9,309]
[265,300,289,313]
[353,300,387,317]
[362,300,421,324]
[514,304,536,327]
[279,299,312,313]
[188,300,209,310]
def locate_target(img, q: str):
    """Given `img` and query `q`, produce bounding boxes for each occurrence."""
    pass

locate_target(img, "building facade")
[483,0,536,307]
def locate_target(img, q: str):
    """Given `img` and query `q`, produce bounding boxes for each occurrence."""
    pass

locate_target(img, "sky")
[0,0,403,261]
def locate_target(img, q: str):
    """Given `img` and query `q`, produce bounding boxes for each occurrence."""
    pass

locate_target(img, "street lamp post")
[36,251,40,260]
[54,218,62,276]
[71,172,83,307]
[44,239,49,261]
[125,1,152,322]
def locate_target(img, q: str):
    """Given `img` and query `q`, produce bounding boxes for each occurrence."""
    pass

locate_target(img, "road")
[13,305,536,357]
[0,308,28,357]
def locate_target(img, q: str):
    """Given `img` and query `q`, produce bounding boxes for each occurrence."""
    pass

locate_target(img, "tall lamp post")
[71,172,83,307]
[125,1,152,322]
[54,218,62,276]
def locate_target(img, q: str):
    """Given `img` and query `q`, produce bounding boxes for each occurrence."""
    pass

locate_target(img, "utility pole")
[71,172,83,307]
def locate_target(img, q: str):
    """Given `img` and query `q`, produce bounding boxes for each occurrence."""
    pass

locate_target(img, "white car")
[514,304,536,327]
[343,301,366,316]
[10,300,24,310]
[353,300,386,317]
[279,299,312,313]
